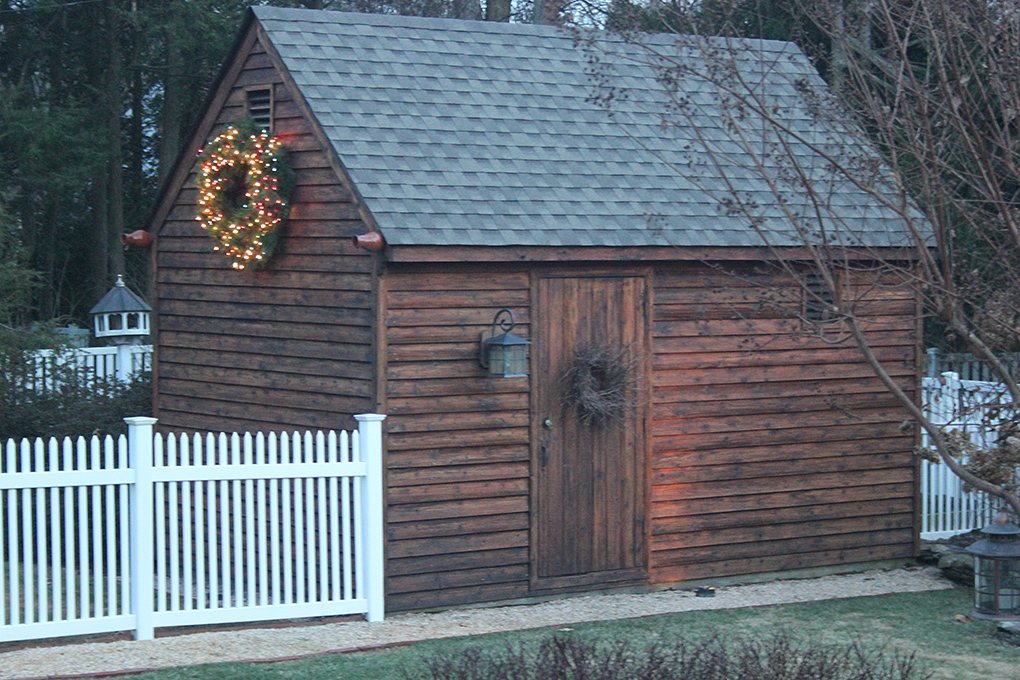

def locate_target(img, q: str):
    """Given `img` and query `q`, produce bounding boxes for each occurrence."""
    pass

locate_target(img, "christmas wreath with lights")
[195,120,294,270]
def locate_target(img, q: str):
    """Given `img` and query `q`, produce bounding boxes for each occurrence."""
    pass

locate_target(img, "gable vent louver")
[805,274,839,323]
[247,88,273,131]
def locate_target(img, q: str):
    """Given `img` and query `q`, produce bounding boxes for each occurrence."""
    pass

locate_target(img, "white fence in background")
[920,372,1014,539]
[16,345,153,392]
[0,414,386,643]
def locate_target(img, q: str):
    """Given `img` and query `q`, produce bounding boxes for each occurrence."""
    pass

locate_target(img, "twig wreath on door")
[562,343,639,427]
[195,120,295,270]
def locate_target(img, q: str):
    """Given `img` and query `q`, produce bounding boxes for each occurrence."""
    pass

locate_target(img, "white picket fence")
[15,345,153,392]
[0,414,385,643]
[920,372,1015,539]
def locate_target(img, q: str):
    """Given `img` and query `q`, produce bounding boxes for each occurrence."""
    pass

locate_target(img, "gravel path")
[0,566,953,680]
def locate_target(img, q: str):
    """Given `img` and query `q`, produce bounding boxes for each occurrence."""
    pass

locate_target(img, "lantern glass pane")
[487,345,505,376]
[109,314,123,331]
[127,313,139,330]
[974,556,998,613]
[1002,559,1020,614]
[504,345,527,377]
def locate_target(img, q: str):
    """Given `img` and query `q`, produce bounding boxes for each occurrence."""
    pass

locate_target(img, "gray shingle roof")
[254,7,913,249]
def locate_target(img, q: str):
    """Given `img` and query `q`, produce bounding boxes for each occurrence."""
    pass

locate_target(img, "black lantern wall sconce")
[479,308,530,378]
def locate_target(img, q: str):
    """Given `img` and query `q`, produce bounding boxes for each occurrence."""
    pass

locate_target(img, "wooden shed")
[150,7,921,612]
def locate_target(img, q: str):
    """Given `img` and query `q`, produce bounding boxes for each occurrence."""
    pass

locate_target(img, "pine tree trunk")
[486,0,511,22]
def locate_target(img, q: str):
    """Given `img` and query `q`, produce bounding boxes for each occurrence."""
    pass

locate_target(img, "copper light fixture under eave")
[479,308,530,378]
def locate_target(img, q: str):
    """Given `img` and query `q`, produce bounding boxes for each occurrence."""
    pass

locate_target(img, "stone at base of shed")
[919,533,981,585]
[397,559,918,615]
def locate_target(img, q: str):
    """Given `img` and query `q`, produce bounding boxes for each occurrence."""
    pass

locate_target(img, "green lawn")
[136,587,1019,680]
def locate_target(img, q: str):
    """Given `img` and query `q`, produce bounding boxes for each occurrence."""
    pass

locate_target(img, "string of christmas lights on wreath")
[195,120,295,270]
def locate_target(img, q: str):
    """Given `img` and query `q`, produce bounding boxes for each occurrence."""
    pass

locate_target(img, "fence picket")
[7,440,19,625]
[256,433,268,608]
[920,372,1013,539]
[244,433,255,608]
[193,434,205,611]
[168,434,180,612]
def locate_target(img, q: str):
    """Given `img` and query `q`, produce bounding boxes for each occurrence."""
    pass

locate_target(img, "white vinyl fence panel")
[16,345,152,393]
[920,372,1014,539]
[0,415,385,643]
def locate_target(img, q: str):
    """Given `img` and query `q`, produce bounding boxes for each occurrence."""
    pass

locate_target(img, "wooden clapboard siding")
[154,37,375,433]
[648,263,917,584]
[383,267,532,610]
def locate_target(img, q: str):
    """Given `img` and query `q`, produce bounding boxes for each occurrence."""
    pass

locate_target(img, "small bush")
[410,633,931,680]
[0,345,152,441]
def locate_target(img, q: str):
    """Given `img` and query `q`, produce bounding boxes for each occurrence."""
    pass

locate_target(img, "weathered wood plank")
[158,376,372,410]
[386,582,529,611]
[653,376,915,405]
[652,421,909,455]
[651,481,914,518]
[652,344,913,371]
[387,512,530,541]
[387,444,530,469]
[651,329,910,354]
[650,543,912,584]
[652,452,910,487]
[650,513,915,552]
[157,267,372,291]
[387,530,529,559]
[387,547,529,577]
[386,427,529,451]
[388,479,529,504]
[388,564,529,595]
[158,362,372,397]
[651,528,913,566]
[652,391,902,421]
[388,462,528,488]
[652,497,914,534]
[158,298,373,326]
[653,317,915,339]
[159,283,371,309]
[388,496,530,524]
[388,307,531,328]
[653,406,910,438]
[652,468,914,504]
[387,376,527,399]
[159,329,372,361]
[388,290,530,310]
[387,392,529,415]
[386,271,529,291]
[653,361,914,388]
[387,410,529,434]
[156,402,357,433]
[387,323,529,344]
[652,437,909,469]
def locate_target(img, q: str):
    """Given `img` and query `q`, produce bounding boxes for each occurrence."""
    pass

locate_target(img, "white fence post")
[355,413,386,622]
[126,416,158,640]
[116,345,133,383]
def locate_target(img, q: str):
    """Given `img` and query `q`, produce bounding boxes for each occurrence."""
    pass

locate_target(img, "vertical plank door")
[532,273,648,590]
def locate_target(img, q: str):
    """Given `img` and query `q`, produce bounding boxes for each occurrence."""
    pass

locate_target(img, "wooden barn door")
[532,272,648,590]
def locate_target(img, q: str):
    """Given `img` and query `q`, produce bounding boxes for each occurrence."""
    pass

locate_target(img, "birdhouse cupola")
[89,275,151,345]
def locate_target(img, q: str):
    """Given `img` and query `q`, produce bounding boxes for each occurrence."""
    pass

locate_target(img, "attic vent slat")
[805,274,838,323]
[247,88,273,130]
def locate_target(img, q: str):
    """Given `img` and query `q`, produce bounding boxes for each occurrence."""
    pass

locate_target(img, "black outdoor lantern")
[965,512,1020,621]
[479,308,530,378]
